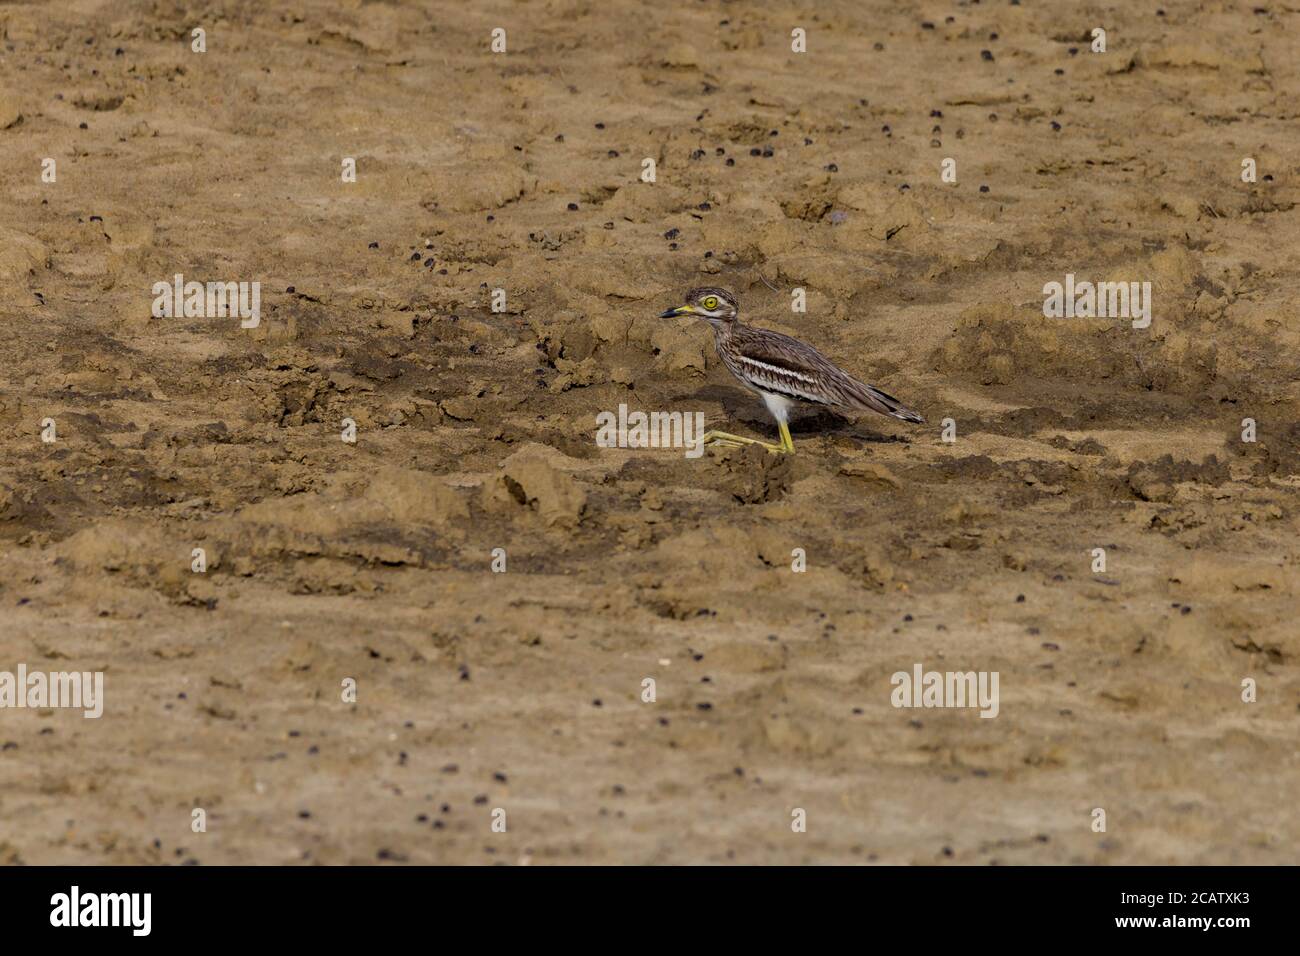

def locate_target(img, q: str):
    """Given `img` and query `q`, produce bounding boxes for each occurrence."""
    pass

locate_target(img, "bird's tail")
[839,377,925,424]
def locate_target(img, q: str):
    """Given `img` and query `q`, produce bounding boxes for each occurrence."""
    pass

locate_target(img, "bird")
[657,287,923,454]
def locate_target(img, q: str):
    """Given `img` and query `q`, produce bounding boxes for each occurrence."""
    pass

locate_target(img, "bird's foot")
[700,430,789,454]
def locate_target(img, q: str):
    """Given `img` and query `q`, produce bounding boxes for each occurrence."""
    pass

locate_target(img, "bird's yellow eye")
[703,296,719,310]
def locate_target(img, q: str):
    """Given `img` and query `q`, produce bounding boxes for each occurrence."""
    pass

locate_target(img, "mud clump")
[1126,455,1230,502]
[492,443,588,528]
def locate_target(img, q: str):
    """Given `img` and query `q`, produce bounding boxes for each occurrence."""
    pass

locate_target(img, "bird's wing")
[727,326,842,404]
[733,326,924,423]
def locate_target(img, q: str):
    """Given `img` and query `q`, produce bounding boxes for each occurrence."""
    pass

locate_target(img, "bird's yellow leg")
[778,421,795,453]
[701,430,785,454]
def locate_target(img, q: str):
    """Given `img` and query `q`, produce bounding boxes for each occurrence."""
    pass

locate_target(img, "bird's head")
[658,287,738,325]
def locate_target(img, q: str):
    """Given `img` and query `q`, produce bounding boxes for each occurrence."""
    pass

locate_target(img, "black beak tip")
[658,307,680,318]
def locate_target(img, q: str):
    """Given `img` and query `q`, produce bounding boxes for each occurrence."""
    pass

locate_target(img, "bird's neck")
[711,318,737,345]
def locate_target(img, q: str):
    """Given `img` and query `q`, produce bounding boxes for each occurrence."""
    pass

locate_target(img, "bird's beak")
[658,304,694,318]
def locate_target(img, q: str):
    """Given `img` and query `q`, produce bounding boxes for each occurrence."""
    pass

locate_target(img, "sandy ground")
[0,0,1297,865]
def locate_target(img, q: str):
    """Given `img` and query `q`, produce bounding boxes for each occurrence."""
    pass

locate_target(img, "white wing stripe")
[733,354,818,385]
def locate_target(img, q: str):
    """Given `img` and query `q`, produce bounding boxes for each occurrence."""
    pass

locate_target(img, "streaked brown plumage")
[658,287,923,453]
